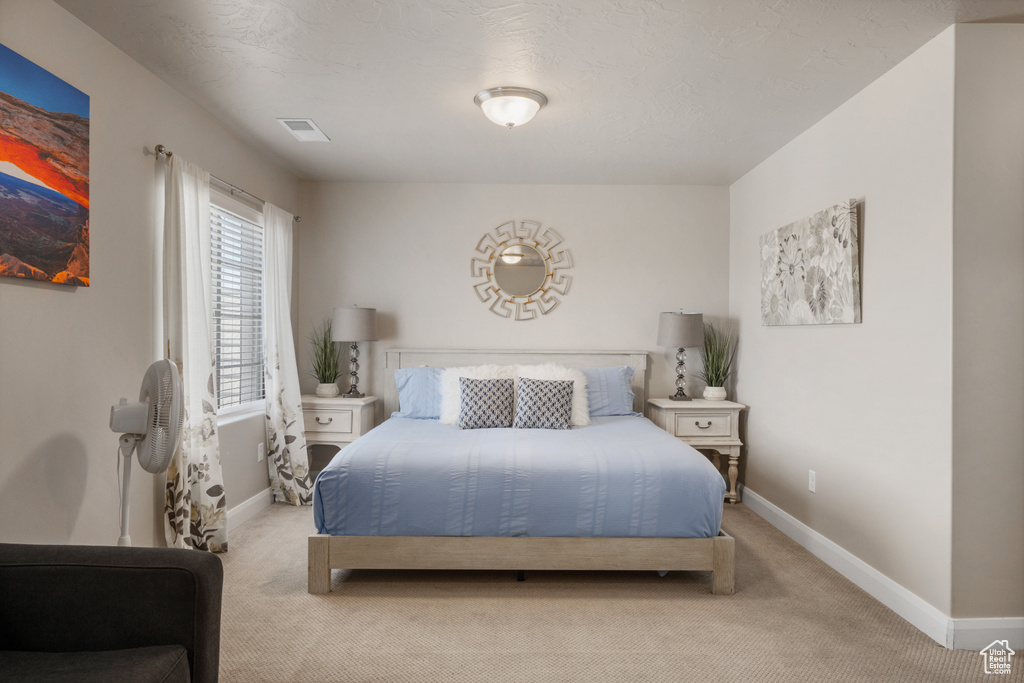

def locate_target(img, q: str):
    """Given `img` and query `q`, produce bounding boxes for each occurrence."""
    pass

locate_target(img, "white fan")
[109,359,184,546]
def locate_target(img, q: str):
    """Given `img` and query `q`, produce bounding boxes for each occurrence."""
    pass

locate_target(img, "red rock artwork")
[0,42,90,287]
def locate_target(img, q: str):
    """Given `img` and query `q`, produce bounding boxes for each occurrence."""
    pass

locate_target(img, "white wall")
[950,24,1024,619]
[296,183,730,403]
[218,414,272,510]
[729,29,956,612]
[0,0,299,547]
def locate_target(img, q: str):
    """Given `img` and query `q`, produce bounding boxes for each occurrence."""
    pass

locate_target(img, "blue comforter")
[313,416,725,538]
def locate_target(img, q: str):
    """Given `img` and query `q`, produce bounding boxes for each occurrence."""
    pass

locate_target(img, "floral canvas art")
[760,200,860,326]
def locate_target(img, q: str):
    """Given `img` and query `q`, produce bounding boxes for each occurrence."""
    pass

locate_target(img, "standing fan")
[109,359,184,546]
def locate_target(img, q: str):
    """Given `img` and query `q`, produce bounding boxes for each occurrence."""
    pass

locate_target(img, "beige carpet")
[218,504,991,682]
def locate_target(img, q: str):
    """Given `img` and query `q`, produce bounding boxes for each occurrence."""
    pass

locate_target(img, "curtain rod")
[154,144,300,222]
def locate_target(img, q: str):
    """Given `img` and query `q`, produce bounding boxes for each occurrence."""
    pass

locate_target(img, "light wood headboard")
[383,349,649,417]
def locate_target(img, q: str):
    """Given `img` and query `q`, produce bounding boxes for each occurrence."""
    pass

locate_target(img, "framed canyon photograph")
[0,42,89,286]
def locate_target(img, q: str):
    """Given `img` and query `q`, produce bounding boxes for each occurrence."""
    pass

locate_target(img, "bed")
[308,349,735,595]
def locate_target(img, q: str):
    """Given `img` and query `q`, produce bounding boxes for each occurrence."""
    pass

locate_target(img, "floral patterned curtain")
[263,204,312,504]
[163,154,228,552]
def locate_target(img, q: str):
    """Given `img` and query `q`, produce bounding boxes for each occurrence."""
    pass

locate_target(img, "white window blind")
[211,201,264,411]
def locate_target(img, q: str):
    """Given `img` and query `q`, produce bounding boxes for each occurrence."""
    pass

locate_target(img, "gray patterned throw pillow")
[513,377,574,430]
[457,377,515,429]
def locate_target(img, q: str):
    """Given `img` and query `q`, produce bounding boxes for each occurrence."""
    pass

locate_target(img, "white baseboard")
[950,617,1024,651]
[227,487,273,532]
[742,488,1023,650]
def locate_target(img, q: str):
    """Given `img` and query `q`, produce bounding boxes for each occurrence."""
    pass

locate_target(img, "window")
[211,195,264,411]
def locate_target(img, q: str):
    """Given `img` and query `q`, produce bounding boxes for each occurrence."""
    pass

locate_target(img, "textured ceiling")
[54,0,1023,184]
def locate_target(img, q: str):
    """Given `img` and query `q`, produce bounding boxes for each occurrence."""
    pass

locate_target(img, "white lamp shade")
[481,96,539,127]
[331,306,378,342]
[657,312,704,348]
[474,87,547,128]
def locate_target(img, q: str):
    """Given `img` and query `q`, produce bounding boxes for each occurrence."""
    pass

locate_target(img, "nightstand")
[647,397,747,504]
[301,395,378,450]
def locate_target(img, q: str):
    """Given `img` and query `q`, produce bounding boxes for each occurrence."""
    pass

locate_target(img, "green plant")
[308,317,343,384]
[697,322,736,388]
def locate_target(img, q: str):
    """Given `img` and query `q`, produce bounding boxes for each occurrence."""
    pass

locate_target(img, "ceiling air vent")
[277,118,330,142]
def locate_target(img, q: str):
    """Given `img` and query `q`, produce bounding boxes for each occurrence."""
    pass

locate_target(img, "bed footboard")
[308,532,735,595]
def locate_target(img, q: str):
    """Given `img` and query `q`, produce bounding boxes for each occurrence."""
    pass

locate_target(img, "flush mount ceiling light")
[474,87,548,129]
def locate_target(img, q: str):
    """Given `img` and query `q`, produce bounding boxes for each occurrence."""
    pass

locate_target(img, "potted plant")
[698,322,736,401]
[309,317,343,397]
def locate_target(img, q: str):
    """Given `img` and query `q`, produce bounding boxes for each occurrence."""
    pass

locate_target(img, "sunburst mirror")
[470,220,573,320]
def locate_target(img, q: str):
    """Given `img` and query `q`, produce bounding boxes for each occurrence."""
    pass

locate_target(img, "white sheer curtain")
[263,204,312,504]
[163,154,228,551]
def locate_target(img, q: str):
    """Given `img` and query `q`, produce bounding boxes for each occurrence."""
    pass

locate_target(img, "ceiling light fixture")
[500,252,523,265]
[474,87,547,129]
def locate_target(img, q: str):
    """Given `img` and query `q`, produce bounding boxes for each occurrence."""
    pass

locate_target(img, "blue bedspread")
[313,416,725,538]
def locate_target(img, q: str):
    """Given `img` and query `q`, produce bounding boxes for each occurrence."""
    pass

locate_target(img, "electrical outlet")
[808,469,816,493]
[257,443,265,462]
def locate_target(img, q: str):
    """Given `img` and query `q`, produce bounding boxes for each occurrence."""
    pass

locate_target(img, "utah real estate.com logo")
[980,640,1014,675]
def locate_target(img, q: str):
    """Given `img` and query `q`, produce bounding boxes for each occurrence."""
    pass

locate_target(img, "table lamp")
[657,311,704,401]
[331,305,378,398]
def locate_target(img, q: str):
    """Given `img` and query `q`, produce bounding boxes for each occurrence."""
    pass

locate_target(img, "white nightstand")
[647,397,747,504]
[301,395,378,451]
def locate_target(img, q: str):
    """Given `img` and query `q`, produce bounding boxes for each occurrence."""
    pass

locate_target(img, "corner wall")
[0,0,299,547]
[728,27,956,614]
[951,24,1024,620]
[296,183,730,402]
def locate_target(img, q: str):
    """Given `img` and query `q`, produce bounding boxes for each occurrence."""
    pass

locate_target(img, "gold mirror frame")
[470,220,573,320]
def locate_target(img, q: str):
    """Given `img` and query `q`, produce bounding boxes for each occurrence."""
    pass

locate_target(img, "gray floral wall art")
[760,199,861,326]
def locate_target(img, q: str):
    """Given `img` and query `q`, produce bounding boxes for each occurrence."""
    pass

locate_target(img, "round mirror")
[493,244,546,296]
[471,220,574,320]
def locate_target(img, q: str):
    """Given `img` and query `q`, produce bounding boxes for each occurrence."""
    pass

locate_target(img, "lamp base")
[669,348,692,401]
[343,342,364,399]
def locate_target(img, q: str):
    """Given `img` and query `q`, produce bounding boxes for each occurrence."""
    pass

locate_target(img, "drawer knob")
[315,416,333,425]
[695,420,711,430]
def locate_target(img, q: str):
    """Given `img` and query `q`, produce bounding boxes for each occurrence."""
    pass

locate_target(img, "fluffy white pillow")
[439,365,518,425]
[516,364,590,426]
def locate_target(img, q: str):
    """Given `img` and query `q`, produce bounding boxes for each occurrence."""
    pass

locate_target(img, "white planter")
[315,382,340,398]
[703,386,727,401]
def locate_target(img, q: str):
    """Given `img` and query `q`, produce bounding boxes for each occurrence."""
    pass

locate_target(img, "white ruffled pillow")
[439,365,518,425]
[516,364,590,427]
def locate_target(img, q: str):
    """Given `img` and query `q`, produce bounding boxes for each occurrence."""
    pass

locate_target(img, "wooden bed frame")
[307,349,736,595]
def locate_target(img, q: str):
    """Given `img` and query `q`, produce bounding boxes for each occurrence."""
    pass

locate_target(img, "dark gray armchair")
[0,542,223,683]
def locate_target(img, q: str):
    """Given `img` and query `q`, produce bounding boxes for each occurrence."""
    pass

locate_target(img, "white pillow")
[516,364,590,426]
[439,365,518,425]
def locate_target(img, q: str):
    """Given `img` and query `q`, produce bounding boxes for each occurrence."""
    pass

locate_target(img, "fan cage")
[138,362,183,473]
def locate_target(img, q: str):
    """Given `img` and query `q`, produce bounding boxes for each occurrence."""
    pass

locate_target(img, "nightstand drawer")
[673,412,732,438]
[304,409,354,435]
